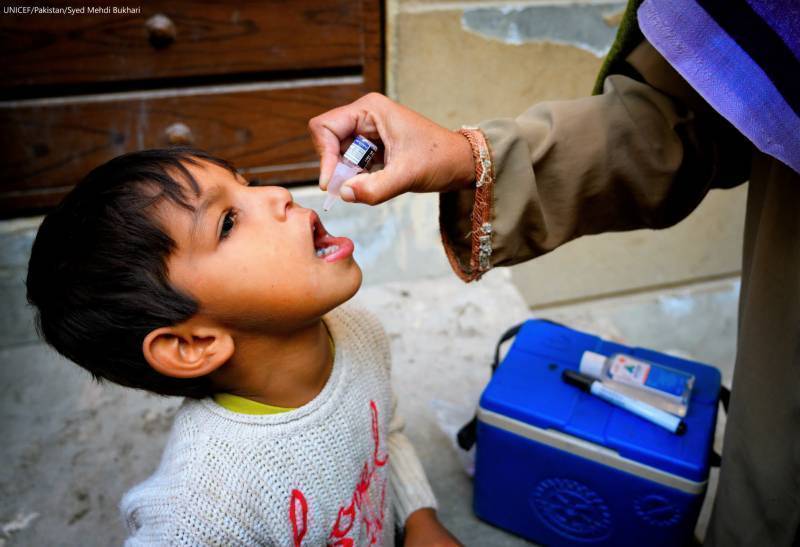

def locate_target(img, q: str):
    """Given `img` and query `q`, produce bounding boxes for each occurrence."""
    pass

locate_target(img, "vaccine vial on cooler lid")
[580,351,695,416]
[323,135,378,211]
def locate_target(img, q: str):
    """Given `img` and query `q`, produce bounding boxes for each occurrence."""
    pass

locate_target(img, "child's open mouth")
[310,212,355,263]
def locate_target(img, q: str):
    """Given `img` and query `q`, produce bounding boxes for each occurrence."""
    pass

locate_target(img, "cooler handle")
[457,321,560,450]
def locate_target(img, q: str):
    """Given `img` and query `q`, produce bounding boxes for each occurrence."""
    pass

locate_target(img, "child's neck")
[213,318,333,408]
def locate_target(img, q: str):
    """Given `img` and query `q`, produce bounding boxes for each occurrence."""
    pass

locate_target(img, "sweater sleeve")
[387,393,438,526]
[439,40,752,281]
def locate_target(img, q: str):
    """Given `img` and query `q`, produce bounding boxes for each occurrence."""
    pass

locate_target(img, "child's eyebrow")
[189,185,224,242]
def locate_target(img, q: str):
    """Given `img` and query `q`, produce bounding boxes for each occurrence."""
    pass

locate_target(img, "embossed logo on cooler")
[530,478,612,540]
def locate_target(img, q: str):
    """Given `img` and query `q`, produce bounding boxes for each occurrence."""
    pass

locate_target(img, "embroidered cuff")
[440,127,496,282]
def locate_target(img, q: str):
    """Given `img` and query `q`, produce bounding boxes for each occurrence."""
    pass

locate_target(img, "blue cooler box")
[473,320,720,546]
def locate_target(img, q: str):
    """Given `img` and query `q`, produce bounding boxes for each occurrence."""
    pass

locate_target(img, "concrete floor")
[0,213,738,546]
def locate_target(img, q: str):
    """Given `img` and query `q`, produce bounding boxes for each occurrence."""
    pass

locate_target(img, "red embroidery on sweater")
[290,489,308,547]
[331,496,356,538]
[370,400,388,467]
[288,401,389,546]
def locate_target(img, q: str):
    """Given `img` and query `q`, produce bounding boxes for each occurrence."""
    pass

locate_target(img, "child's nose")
[263,185,293,219]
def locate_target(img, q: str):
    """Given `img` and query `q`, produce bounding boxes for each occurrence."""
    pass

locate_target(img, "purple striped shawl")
[639,0,800,174]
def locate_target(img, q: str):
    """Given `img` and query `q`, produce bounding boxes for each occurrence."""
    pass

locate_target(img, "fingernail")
[340,185,355,202]
[319,176,329,190]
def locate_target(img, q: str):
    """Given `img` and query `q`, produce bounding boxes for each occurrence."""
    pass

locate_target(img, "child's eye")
[220,210,237,240]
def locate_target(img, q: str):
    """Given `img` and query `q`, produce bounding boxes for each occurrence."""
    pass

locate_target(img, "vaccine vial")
[323,135,378,211]
[580,351,695,417]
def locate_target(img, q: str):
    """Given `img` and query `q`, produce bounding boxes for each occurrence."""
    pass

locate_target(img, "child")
[26,148,459,546]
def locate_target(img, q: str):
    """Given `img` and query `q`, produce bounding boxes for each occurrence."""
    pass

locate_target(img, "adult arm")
[440,41,752,281]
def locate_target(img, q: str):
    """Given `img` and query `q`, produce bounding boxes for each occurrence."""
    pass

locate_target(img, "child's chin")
[333,265,362,304]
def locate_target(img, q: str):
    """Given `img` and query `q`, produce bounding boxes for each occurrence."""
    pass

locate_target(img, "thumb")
[341,166,412,206]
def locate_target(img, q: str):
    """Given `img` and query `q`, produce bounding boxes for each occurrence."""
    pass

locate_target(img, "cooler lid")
[478,320,721,483]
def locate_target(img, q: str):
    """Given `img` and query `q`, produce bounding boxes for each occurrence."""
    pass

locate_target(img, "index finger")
[308,105,364,190]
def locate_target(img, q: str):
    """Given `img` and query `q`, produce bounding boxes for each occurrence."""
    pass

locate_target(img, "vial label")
[344,135,378,169]
[610,357,651,384]
[609,355,690,398]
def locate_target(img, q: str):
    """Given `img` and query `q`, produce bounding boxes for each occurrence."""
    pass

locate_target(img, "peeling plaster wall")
[461,3,626,56]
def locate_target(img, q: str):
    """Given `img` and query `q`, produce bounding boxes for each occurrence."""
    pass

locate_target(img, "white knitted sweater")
[121,305,437,546]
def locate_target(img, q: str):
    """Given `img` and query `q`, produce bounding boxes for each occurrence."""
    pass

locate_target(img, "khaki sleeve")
[439,41,750,280]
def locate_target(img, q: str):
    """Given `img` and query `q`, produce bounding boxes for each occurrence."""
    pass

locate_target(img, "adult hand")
[308,93,475,206]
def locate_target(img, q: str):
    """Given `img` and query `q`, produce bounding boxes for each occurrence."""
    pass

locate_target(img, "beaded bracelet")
[457,126,496,280]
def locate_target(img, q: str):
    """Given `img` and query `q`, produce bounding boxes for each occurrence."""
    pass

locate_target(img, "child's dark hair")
[26,147,238,398]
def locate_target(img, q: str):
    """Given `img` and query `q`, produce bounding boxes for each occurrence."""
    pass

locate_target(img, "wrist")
[403,508,462,546]
[405,507,438,530]
[448,130,479,192]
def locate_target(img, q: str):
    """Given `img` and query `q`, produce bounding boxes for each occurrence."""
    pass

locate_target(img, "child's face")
[155,160,362,331]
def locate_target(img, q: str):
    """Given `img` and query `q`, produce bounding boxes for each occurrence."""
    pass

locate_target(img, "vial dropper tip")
[323,195,337,212]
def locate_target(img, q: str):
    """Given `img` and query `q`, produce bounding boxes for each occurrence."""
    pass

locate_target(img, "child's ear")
[142,321,234,379]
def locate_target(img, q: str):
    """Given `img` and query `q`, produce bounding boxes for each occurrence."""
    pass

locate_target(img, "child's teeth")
[316,245,340,258]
